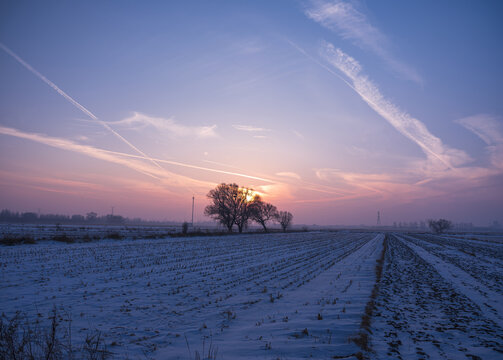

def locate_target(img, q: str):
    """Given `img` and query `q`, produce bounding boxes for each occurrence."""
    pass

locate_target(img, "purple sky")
[1,1,502,226]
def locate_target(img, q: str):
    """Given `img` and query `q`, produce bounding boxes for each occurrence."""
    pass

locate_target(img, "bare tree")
[235,187,259,233]
[277,211,293,232]
[86,212,98,222]
[251,199,278,232]
[428,219,452,234]
[204,183,241,232]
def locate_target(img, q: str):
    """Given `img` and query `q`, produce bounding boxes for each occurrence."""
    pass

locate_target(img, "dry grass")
[53,234,75,243]
[0,308,111,360]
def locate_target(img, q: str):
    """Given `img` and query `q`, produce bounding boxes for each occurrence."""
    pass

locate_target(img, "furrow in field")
[403,234,503,295]
[0,231,377,359]
[371,235,503,360]
[162,234,384,360]
[400,236,503,328]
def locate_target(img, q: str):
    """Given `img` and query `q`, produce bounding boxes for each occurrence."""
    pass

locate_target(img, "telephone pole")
[191,196,195,226]
[377,210,381,226]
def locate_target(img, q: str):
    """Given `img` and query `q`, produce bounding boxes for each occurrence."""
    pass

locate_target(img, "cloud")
[0,170,104,196]
[111,112,217,138]
[295,45,503,205]
[320,43,471,171]
[305,0,422,84]
[292,130,305,140]
[312,148,502,205]
[456,114,503,169]
[0,43,164,170]
[0,126,274,193]
[276,172,301,180]
[74,135,90,141]
[0,125,171,182]
[232,124,271,132]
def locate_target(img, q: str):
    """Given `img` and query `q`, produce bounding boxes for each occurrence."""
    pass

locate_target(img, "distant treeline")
[0,209,182,226]
[392,221,474,230]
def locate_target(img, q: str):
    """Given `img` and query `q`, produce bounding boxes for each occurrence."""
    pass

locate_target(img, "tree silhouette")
[428,219,452,234]
[204,183,241,232]
[278,211,293,232]
[234,187,259,233]
[205,183,292,233]
[251,200,278,232]
[86,212,98,222]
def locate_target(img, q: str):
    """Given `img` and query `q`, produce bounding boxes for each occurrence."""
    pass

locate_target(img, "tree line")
[0,209,127,225]
[204,183,293,233]
[0,209,173,226]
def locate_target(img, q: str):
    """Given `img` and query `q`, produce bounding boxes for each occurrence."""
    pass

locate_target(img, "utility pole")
[191,196,195,226]
[377,210,381,226]
[111,206,114,216]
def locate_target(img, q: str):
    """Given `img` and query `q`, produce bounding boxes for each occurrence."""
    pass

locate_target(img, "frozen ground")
[0,223,180,241]
[1,229,502,359]
[371,234,503,360]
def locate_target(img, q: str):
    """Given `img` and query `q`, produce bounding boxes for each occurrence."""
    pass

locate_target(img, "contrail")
[286,40,457,170]
[100,149,275,183]
[0,125,273,184]
[285,39,357,93]
[0,43,164,170]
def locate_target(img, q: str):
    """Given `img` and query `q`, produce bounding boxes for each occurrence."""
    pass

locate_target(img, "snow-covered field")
[1,229,502,359]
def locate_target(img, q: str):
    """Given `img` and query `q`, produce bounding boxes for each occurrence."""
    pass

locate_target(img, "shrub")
[53,234,75,243]
[428,219,452,234]
[106,232,123,240]
[0,308,111,360]
[0,235,36,246]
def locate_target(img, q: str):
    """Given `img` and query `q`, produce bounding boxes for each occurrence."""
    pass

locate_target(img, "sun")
[246,192,255,202]
[241,188,258,203]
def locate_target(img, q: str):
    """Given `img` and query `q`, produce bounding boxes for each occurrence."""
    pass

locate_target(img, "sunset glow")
[0,1,502,225]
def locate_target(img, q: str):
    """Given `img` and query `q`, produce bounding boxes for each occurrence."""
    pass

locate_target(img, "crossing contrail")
[99,149,275,183]
[0,43,279,187]
[0,125,275,185]
[0,43,164,170]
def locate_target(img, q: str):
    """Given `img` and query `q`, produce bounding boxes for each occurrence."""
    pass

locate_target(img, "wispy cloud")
[456,114,503,169]
[0,170,104,197]
[0,43,164,170]
[292,130,305,140]
[0,126,273,186]
[110,112,217,138]
[232,124,271,132]
[276,172,301,180]
[320,43,471,171]
[0,126,166,182]
[284,41,503,205]
[305,0,422,84]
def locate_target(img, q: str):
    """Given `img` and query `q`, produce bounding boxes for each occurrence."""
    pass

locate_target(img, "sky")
[1,0,502,226]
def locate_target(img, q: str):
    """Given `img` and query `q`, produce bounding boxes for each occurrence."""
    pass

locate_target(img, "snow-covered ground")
[371,234,503,359]
[0,223,181,241]
[1,229,501,359]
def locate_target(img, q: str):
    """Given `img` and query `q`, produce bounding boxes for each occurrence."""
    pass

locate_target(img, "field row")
[1,230,501,359]
[0,231,378,358]
[371,234,503,359]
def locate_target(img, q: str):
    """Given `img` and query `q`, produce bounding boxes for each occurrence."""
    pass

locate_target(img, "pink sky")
[1,1,502,226]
